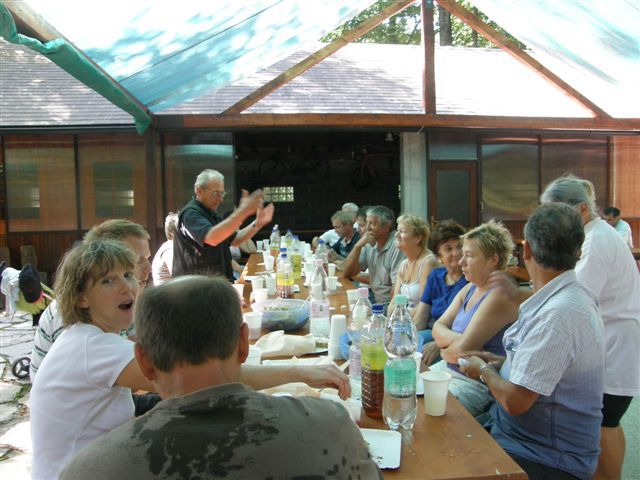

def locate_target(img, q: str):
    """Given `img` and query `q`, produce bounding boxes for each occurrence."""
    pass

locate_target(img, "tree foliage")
[321,0,524,49]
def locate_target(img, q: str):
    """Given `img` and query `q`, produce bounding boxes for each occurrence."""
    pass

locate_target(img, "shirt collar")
[520,269,576,315]
[376,231,396,253]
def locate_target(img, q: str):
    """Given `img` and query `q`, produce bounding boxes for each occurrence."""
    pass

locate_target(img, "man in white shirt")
[541,175,640,480]
[603,206,633,248]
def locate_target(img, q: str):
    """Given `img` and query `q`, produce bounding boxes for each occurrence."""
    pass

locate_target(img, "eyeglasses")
[209,190,226,198]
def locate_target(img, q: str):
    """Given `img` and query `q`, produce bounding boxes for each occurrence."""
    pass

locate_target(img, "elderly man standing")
[462,203,605,480]
[342,205,405,305]
[541,175,639,480]
[61,275,381,480]
[173,169,274,280]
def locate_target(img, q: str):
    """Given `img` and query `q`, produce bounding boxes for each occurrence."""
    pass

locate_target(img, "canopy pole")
[421,0,436,114]
[222,0,417,115]
[436,0,611,119]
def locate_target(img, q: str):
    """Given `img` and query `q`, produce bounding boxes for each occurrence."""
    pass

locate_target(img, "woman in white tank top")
[388,214,439,317]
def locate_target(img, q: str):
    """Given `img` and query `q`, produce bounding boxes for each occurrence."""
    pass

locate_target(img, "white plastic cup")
[327,275,338,292]
[346,289,359,307]
[252,275,265,289]
[263,254,274,272]
[328,314,348,359]
[421,370,452,416]
[233,283,245,303]
[265,275,277,296]
[252,287,268,304]
[413,351,423,385]
[303,260,315,278]
[244,312,263,340]
[245,345,262,365]
[263,239,270,251]
[328,263,337,276]
[256,240,264,252]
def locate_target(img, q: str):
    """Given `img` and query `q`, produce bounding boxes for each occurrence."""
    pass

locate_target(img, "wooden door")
[428,161,478,229]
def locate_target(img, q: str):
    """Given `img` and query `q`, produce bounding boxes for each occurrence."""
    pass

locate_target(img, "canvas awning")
[1,0,376,132]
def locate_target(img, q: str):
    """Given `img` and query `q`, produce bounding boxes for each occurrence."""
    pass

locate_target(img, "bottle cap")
[394,294,407,305]
[372,304,384,314]
[358,286,369,298]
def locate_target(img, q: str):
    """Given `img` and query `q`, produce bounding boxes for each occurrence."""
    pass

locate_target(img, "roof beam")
[155,113,640,132]
[222,0,418,115]
[435,0,611,119]
[421,0,436,113]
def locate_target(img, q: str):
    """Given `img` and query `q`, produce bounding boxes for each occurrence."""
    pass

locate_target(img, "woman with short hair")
[430,220,518,418]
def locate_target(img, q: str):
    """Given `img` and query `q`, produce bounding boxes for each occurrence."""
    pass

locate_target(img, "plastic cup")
[303,260,315,278]
[253,287,268,304]
[245,345,262,365]
[346,289,359,307]
[263,253,274,272]
[244,312,263,340]
[328,263,337,276]
[327,275,338,292]
[421,370,451,416]
[256,240,264,252]
[328,314,348,359]
[413,351,423,385]
[252,275,265,289]
[265,274,277,296]
[233,283,244,303]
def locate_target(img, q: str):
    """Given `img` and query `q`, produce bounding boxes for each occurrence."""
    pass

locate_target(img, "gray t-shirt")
[61,383,382,480]
[358,232,405,305]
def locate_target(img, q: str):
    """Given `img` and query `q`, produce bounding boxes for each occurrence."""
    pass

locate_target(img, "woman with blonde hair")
[388,214,439,315]
[430,220,518,418]
[30,239,153,479]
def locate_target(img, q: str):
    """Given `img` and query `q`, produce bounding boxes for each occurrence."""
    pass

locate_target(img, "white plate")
[360,428,401,469]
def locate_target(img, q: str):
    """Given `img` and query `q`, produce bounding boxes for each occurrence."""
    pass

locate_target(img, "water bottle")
[349,287,372,385]
[383,294,418,430]
[270,225,281,259]
[284,229,294,247]
[309,259,330,346]
[276,250,293,299]
[361,304,387,419]
[316,239,329,273]
[291,236,302,280]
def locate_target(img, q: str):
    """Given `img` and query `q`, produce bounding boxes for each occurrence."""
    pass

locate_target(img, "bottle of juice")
[291,236,302,280]
[361,303,387,418]
[276,249,293,299]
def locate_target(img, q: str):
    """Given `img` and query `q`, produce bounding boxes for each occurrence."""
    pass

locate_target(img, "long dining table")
[240,252,527,480]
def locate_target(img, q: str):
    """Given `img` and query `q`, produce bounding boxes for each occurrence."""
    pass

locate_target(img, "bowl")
[252,298,309,332]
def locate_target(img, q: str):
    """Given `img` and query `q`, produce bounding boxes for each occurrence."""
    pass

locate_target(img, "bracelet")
[479,364,494,384]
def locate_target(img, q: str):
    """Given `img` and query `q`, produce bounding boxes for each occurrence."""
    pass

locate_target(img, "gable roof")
[162,42,591,118]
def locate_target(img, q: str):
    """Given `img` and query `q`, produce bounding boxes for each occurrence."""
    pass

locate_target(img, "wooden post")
[144,126,158,248]
[421,0,436,114]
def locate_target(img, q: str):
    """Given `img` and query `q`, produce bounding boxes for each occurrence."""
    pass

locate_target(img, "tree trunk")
[438,6,452,46]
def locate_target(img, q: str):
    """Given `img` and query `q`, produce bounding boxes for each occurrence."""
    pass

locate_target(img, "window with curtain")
[4,135,77,232]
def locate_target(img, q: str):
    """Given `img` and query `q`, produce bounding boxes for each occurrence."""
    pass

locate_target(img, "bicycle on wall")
[351,150,399,189]
[258,149,330,182]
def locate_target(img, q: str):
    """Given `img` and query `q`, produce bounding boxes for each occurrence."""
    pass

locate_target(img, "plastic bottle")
[276,249,293,299]
[315,239,329,273]
[284,229,294,247]
[291,236,302,280]
[309,259,330,345]
[361,303,387,419]
[382,294,419,430]
[348,287,372,384]
[270,225,281,259]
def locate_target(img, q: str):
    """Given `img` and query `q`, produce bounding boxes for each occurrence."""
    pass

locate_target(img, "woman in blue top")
[413,220,468,346]
[430,220,518,418]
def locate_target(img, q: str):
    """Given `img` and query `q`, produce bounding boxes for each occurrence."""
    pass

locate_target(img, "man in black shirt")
[173,169,274,280]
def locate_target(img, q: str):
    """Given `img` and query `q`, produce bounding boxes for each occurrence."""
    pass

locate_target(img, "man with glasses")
[173,169,274,280]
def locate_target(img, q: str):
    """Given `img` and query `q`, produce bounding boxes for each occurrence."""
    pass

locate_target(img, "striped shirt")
[29,299,65,382]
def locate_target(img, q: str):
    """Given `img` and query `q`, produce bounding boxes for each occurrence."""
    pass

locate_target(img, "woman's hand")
[295,365,351,400]
[421,341,441,368]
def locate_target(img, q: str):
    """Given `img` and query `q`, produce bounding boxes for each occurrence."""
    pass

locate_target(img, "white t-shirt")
[576,218,640,396]
[319,229,340,247]
[30,323,135,480]
[614,219,633,248]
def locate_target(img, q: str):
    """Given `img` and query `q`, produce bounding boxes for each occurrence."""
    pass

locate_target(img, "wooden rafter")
[222,0,417,115]
[421,0,436,113]
[435,0,611,119]
[156,113,640,131]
